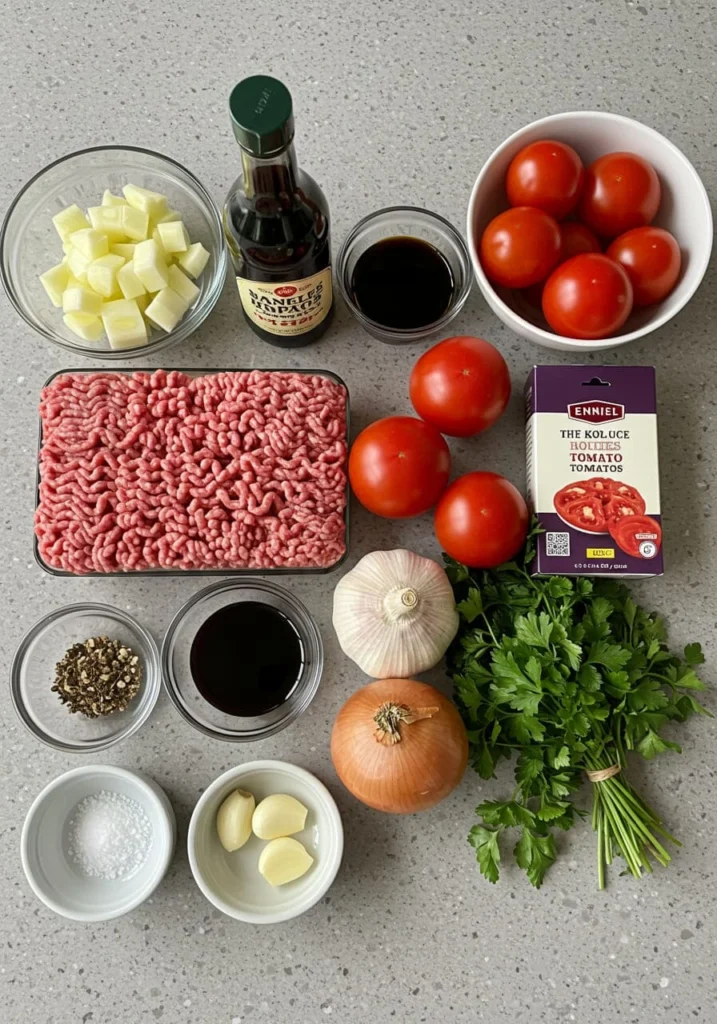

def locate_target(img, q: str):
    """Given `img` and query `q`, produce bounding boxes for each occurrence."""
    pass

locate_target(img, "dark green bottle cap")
[229,75,294,157]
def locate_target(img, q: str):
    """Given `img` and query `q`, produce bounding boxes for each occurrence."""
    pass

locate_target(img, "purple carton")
[526,365,663,578]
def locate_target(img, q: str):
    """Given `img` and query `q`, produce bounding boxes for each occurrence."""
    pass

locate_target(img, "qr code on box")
[546,532,570,556]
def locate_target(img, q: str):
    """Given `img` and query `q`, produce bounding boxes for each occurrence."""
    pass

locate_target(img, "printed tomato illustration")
[609,514,662,559]
[554,482,593,515]
[604,493,645,528]
[559,494,607,533]
[554,478,647,534]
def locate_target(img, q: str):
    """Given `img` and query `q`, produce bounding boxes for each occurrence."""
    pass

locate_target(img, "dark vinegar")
[350,236,454,330]
[189,602,304,717]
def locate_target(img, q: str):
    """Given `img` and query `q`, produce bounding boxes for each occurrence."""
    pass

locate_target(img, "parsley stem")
[596,806,606,891]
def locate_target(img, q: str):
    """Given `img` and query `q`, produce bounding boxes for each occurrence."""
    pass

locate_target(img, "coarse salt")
[66,789,152,880]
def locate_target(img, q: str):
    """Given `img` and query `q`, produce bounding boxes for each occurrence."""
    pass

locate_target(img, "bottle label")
[236,267,332,337]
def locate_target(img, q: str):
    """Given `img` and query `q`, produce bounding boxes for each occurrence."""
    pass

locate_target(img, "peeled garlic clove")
[216,788,255,852]
[258,837,314,886]
[252,793,308,840]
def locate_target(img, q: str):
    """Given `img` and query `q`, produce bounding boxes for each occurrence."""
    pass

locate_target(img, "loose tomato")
[579,152,661,238]
[480,207,562,289]
[609,514,662,558]
[542,253,633,340]
[604,493,645,528]
[606,226,681,306]
[349,416,450,518]
[506,140,585,220]
[434,472,528,568]
[409,335,511,438]
[559,494,607,533]
[554,482,594,515]
[559,221,602,261]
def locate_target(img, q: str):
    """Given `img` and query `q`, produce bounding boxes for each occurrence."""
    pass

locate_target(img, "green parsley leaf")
[478,800,535,829]
[637,729,682,759]
[514,829,556,888]
[456,587,483,623]
[588,640,632,671]
[684,642,705,666]
[468,826,501,884]
[552,745,571,768]
[515,611,553,648]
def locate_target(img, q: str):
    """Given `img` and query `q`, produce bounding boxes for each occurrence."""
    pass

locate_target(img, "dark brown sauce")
[350,236,454,330]
[189,602,304,717]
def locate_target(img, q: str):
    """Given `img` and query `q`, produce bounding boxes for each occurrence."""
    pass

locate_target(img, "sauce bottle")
[224,75,333,347]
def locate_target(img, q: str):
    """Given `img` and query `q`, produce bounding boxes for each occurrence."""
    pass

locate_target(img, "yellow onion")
[330,678,468,813]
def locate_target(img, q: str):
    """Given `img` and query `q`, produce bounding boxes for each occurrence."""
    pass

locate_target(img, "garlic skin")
[332,549,459,678]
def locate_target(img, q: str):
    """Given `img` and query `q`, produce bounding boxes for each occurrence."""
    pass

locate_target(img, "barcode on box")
[546,531,570,556]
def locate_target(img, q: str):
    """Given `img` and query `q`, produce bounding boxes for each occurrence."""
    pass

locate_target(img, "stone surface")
[0,1,716,1021]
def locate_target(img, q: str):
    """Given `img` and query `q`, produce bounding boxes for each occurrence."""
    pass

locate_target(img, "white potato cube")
[133,239,168,292]
[145,286,188,332]
[39,263,69,307]
[156,220,189,253]
[177,242,210,279]
[52,204,90,241]
[151,227,169,262]
[157,208,181,224]
[121,205,150,241]
[167,264,200,305]
[87,253,125,299]
[101,299,148,349]
[122,183,168,220]
[135,292,150,314]
[63,313,104,343]
[102,190,126,207]
[88,205,128,242]
[117,261,146,300]
[62,242,73,256]
[68,228,109,261]
[62,285,103,317]
[110,242,136,260]
[67,248,91,282]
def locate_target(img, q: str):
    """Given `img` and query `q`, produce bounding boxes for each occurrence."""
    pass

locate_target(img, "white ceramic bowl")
[21,765,176,922]
[188,760,343,924]
[467,111,713,352]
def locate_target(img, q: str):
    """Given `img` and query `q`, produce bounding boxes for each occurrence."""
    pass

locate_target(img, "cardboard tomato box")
[526,365,663,578]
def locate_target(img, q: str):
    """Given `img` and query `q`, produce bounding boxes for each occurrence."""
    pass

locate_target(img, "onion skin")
[330,678,468,813]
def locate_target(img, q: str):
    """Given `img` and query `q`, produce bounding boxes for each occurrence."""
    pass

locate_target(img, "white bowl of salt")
[21,764,176,921]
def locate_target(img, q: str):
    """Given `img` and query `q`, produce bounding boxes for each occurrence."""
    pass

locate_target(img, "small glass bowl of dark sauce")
[337,206,472,343]
[161,580,323,741]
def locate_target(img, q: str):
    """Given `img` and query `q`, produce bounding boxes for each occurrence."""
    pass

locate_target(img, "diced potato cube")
[167,264,200,305]
[177,242,210,279]
[39,263,70,307]
[62,285,103,317]
[117,261,146,300]
[122,183,168,220]
[102,190,127,207]
[88,205,128,242]
[69,228,109,261]
[151,227,169,262]
[87,253,125,299]
[133,239,168,292]
[101,299,148,349]
[135,292,150,315]
[121,205,150,241]
[52,204,90,241]
[62,242,73,256]
[110,242,136,259]
[157,208,181,224]
[145,286,188,332]
[63,313,104,343]
[67,248,91,282]
[156,220,190,253]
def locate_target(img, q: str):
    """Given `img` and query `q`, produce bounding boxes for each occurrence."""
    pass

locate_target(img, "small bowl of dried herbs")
[11,603,161,752]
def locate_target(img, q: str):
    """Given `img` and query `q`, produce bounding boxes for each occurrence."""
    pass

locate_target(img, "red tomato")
[609,515,662,558]
[559,221,602,261]
[506,140,585,219]
[349,416,450,519]
[604,494,645,528]
[434,472,528,568]
[606,226,681,306]
[559,494,607,533]
[542,253,633,340]
[409,336,511,438]
[554,481,595,515]
[579,152,661,238]
[480,207,562,289]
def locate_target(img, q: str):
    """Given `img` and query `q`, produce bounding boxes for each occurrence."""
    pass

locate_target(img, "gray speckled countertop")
[1,2,716,1022]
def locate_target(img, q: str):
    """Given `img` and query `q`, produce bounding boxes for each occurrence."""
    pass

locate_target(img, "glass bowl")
[11,603,161,752]
[336,206,472,343]
[162,579,323,742]
[0,145,227,359]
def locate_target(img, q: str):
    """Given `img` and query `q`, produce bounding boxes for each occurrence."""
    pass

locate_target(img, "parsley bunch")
[445,524,710,890]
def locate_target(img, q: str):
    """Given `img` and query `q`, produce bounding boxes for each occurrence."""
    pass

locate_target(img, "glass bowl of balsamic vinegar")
[337,206,472,343]
[161,580,323,742]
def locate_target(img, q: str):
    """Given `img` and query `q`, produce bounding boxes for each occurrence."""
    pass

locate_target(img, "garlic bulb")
[332,549,459,678]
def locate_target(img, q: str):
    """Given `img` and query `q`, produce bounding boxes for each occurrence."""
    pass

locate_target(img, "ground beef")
[35,369,348,573]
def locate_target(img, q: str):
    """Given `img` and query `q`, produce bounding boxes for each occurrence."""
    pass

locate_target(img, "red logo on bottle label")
[568,402,625,423]
[274,286,297,297]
